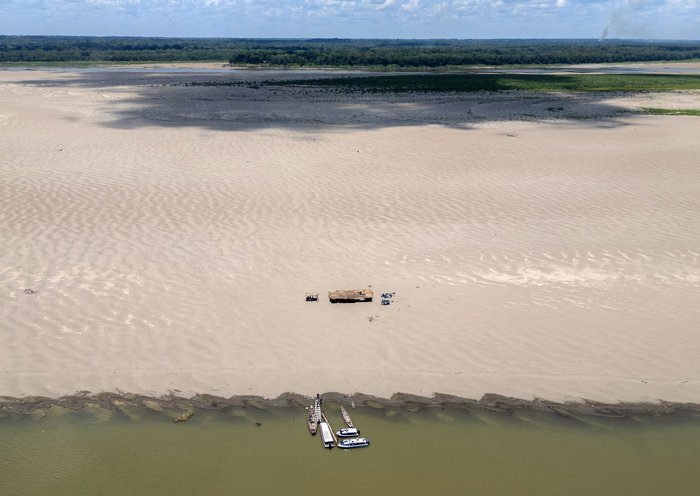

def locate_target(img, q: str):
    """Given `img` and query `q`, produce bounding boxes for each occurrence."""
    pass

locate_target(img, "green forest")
[279,73,700,92]
[2,36,700,66]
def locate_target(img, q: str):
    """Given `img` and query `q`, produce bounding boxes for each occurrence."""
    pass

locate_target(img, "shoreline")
[2,391,700,421]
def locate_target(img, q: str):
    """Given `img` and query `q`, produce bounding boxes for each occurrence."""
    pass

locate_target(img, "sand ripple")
[1,70,699,403]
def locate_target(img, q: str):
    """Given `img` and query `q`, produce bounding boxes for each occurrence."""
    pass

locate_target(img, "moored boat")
[340,405,354,428]
[308,404,318,435]
[337,437,370,449]
[336,427,360,438]
[314,394,322,424]
[319,421,335,448]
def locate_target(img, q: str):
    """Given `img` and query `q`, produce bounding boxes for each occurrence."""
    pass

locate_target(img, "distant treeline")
[2,36,700,66]
[0,36,237,62]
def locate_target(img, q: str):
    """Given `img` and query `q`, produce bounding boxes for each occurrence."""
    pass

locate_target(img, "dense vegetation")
[0,36,238,62]
[279,73,700,93]
[2,36,700,66]
[227,39,700,67]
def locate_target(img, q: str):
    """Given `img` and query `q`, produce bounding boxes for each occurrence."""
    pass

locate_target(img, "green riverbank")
[282,73,700,92]
[2,404,699,495]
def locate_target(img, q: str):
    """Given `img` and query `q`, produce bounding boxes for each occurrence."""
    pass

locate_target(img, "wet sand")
[1,66,699,404]
[2,391,700,421]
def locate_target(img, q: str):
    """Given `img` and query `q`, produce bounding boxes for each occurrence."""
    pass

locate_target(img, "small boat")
[314,394,322,423]
[340,405,354,428]
[336,427,360,438]
[308,404,318,435]
[337,437,370,449]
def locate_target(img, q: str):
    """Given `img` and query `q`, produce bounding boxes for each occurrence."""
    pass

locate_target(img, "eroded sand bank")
[1,68,698,403]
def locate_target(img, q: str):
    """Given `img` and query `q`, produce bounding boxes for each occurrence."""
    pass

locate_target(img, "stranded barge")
[328,289,373,303]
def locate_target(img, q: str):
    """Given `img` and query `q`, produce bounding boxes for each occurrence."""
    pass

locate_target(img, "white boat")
[337,437,370,449]
[336,427,360,438]
[319,421,335,448]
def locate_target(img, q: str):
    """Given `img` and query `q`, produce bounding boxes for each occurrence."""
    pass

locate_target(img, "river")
[2,404,699,495]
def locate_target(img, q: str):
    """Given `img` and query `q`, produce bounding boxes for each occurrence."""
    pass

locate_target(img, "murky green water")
[1,405,699,495]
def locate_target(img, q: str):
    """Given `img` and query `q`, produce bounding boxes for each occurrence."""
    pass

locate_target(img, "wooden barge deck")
[328,289,373,303]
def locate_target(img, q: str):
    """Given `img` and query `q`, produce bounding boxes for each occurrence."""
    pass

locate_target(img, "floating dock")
[328,289,373,303]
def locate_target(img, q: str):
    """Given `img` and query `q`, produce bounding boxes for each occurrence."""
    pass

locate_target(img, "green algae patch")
[641,107,700,116]
[280,73,700,93]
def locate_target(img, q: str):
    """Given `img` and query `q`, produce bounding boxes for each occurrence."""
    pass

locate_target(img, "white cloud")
[401,0,420,11]
[1,0,698,38]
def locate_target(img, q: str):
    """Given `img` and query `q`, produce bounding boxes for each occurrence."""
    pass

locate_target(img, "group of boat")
[307,394,370,450]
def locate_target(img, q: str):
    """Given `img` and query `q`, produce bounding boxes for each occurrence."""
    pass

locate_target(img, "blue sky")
[1,0,698,39]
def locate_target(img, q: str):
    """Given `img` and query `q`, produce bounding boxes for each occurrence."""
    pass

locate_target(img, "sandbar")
[1,67,698,405]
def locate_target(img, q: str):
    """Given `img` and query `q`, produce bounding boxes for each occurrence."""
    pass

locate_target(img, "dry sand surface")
[1,67,699,403]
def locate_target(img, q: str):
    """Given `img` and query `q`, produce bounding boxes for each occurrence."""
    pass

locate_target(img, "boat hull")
[307,402,319,435]
[336,428,360,438]
[337,438,370,449]
[319,421,335,448]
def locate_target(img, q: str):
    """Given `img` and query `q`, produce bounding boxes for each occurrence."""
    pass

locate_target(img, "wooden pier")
[328,289,373,303]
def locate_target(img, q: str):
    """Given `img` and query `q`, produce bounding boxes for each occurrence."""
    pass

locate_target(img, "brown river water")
[1,404,699,495]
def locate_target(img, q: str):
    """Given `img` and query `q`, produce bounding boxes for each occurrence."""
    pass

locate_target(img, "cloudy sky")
[1,0,698,39]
